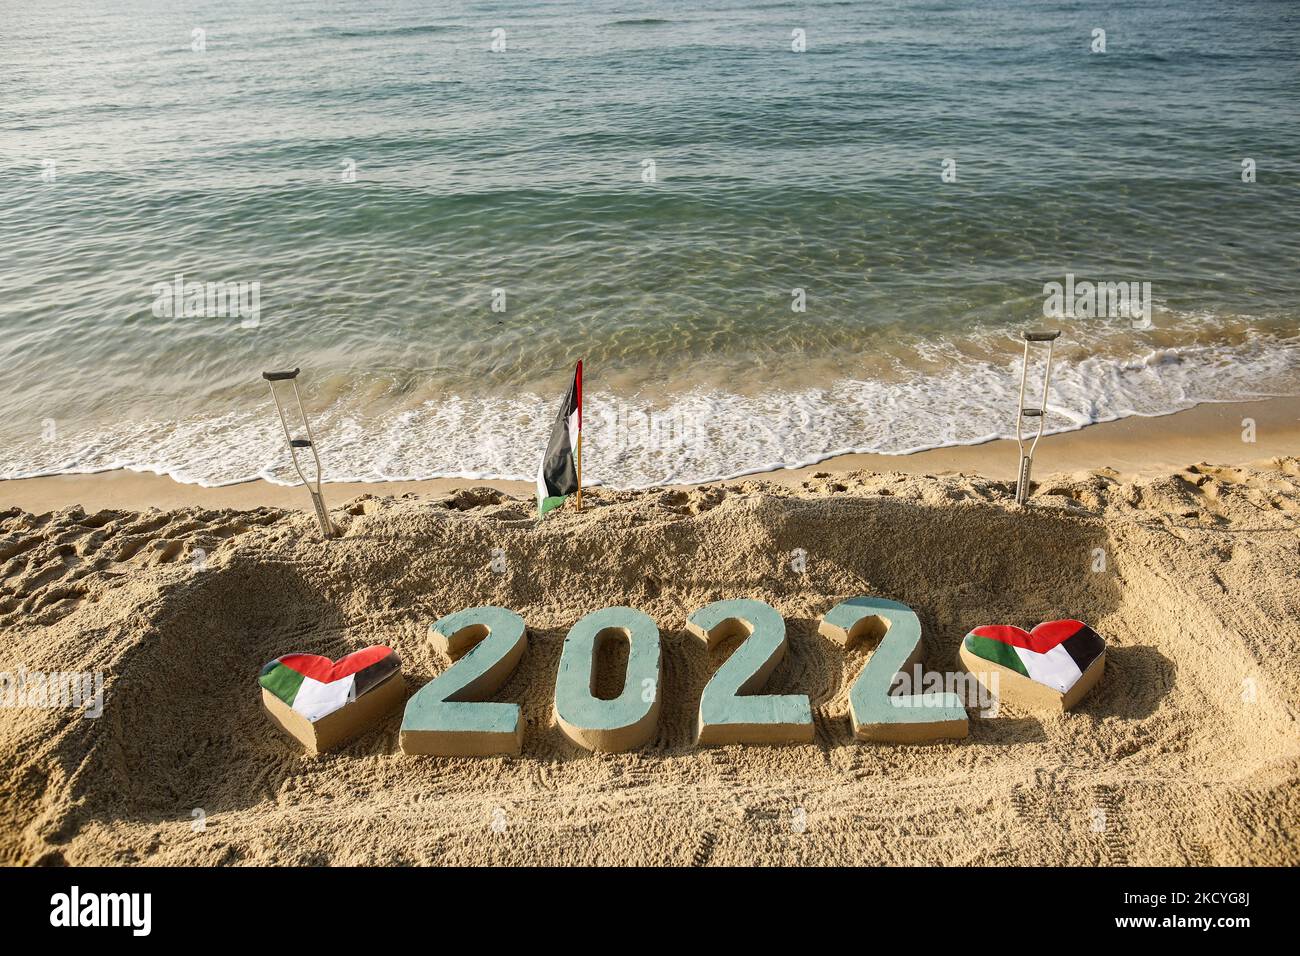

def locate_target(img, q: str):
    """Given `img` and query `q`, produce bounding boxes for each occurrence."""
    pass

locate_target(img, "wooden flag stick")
[573,357,584,513]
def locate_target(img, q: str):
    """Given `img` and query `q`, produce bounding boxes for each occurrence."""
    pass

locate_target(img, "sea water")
[2,0,1298,487]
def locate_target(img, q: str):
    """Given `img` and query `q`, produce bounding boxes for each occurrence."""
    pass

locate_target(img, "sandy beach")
[2,400,1297,866]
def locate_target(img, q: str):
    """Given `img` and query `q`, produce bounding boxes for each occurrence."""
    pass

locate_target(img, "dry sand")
[2,452,1299,866]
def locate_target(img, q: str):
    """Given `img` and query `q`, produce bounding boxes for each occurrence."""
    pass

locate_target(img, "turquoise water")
[3,0,1298,487]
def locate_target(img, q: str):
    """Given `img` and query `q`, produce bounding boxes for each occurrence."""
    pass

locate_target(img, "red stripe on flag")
[575,359,582,431]
[968,620,1085,654]
[277,646,394,683]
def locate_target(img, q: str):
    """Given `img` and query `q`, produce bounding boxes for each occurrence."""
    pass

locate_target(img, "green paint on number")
[400,606,527,756]
[821,596,967,743]
[688,598,813,746]
[554,606,662,752]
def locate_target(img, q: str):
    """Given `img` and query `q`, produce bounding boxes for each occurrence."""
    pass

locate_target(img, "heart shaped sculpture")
[258,646,404,753]
[959,620,1105,711]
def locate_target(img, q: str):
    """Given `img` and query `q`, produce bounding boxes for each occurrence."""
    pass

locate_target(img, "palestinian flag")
[963,620,1105,694]
[536,359,582,516]
[258,646,400,722]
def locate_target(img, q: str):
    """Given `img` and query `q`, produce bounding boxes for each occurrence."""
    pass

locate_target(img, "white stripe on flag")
[291,674,356,721]
[1013,643,1083,693]
[536,455,549,507]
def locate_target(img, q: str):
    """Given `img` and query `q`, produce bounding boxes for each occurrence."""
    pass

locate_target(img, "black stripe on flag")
[353,650,401,698]
[1063,623,1105,672]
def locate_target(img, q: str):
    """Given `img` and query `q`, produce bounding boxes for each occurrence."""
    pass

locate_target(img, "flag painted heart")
[963,621,1104,694]
[259,646,401,722]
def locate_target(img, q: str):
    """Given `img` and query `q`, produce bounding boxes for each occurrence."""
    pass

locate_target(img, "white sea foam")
[5,332,1297,490]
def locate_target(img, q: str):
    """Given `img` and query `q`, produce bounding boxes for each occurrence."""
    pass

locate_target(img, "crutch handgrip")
[262,368,301,381]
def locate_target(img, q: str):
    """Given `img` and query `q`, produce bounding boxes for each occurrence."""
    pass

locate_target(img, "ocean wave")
[5,333,1297,490]
[308,24,453,40]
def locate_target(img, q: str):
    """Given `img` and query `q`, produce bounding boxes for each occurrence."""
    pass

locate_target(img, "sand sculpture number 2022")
[398,596,970,756]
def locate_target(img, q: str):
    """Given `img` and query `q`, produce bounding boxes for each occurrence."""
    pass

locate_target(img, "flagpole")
[575,358,583,512]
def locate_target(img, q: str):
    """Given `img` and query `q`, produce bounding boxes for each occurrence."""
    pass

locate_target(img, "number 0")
[553,606,662,752]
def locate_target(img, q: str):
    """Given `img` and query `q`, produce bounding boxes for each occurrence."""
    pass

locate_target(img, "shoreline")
[1,395,1295,515]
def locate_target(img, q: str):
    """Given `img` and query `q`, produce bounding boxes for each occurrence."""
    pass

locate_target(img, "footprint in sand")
[1184,462,1300,520]
[0,505,287,629]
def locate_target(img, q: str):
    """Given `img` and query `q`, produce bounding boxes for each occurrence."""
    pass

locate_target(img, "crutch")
[1014,330,1060,506]
[262,368,337,538]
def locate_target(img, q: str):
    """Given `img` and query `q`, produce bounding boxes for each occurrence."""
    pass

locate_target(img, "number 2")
[400,606,527,756]
[820,596,967,742]
[687,599,813,745]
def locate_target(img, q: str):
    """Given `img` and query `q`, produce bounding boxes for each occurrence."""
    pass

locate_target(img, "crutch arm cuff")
[262,368,301,381]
